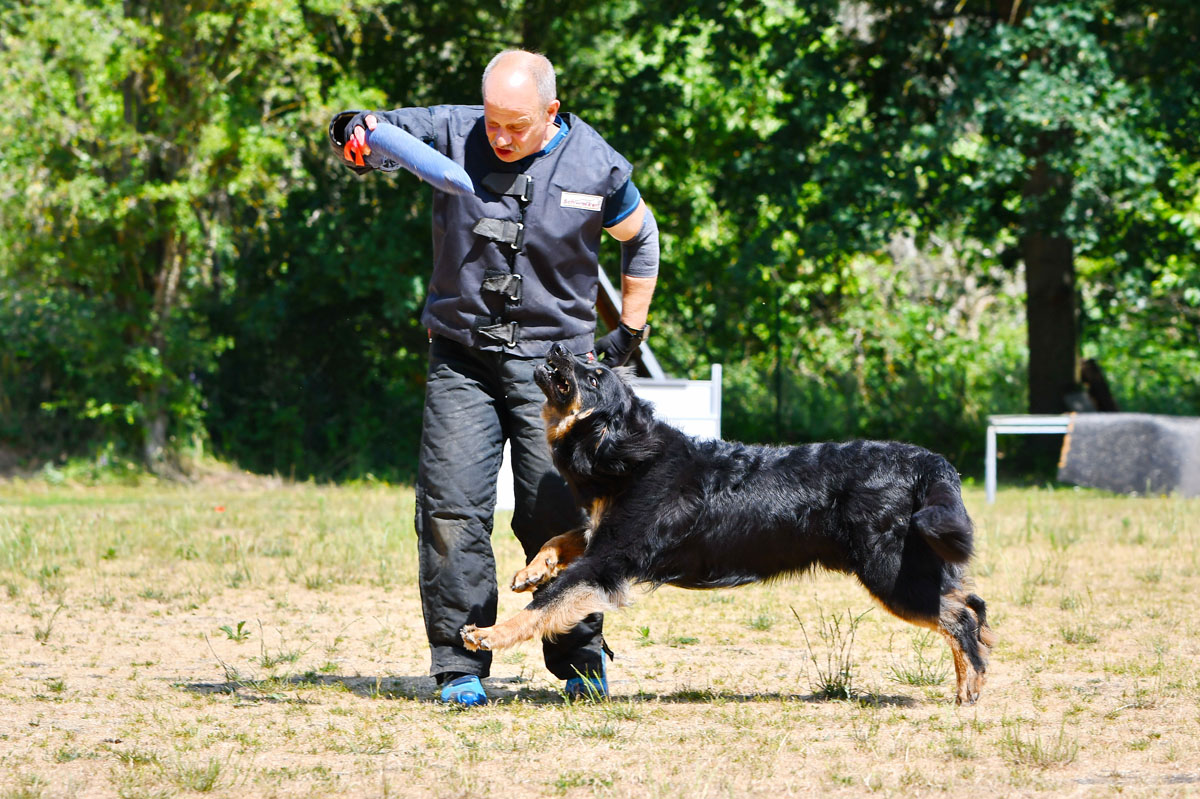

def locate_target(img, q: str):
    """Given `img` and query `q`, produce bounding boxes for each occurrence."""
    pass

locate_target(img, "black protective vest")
[371,105,633,357]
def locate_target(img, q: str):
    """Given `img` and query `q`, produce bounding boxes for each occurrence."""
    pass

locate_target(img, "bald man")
[332,50,658,705]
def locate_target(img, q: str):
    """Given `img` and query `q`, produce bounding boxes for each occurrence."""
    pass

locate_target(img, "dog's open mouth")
[535,344,577,404]
[547,362,572,400]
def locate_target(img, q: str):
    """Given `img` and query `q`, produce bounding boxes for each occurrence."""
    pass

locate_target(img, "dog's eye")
[588,375,599,388]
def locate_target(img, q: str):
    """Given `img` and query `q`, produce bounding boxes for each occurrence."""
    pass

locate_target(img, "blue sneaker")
[440,674,487,707]
[564,662,608,701]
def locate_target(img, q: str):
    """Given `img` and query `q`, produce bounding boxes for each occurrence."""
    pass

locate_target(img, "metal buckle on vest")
[475,321,519,347]
[481,272,523,303]
[472,217,524,250]
[482,172,534,203]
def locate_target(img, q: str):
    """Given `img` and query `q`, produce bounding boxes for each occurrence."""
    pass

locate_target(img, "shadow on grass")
[178,674,918,708]
[178,673,436,703]
[179,674,582,705]
[632,688,917,707]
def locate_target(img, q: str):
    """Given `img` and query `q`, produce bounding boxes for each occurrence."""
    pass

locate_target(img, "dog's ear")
[612,365,637,384]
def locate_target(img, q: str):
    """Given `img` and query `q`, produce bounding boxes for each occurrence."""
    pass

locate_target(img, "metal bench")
[985,414,1071,503]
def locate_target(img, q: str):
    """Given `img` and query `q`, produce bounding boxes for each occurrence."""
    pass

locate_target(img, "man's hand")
[343,114,377,166]
[349,114,378,147]
[595,322,647,367]
[329,111,379,173]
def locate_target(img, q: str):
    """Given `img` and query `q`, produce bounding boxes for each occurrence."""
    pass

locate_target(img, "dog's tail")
[912,476,974,564]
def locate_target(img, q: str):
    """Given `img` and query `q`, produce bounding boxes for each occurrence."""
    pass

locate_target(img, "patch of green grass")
[328,727,395,755]
[561,716,622,740]
[745,613,775,631]
[218,621,251,643]
[945,731,976,760]
[171,757,223,792]
[998,722,1079,768]
[551,771,614,794]
[1059,625,1099,645]
[2,775,48,799]
[889,630,949,687]
[1058,591,1086,611]
[1136,565,1163,584]
[35,565,65,597]
[111,748,161,767]
[254,624,310,670]
[32,605,64,644]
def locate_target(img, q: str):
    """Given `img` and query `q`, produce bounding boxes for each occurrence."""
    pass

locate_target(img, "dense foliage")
[2,0,1197,480]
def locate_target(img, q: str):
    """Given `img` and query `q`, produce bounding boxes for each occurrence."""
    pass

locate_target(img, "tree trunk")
[143,410,169,470]
[1021,153,1079,415]
[143,228,183,475]
[1022,231,1078,414]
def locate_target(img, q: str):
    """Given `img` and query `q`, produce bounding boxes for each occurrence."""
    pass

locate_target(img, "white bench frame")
[985,414,1071,503]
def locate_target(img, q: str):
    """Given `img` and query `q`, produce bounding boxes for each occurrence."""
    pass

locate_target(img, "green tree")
[0,0,346,470]
[4,0,1195,479]
[558,2,1029,453]
[845,0,1196,414]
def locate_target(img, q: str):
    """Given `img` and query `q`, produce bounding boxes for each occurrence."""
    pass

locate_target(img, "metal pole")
[985,424,998,504]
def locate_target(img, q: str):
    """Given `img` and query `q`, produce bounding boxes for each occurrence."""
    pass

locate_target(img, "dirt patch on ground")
[1,483,1198,797]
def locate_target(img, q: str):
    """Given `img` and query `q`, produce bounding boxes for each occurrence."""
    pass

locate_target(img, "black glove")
[595,322,648,367]
[328,110,373,175]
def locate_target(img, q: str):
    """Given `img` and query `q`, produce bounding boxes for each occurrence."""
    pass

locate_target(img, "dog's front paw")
[511,553,559,593]
[460,624,493,651]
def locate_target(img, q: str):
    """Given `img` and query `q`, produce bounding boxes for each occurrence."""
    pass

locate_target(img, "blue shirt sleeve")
[603,178,642,228]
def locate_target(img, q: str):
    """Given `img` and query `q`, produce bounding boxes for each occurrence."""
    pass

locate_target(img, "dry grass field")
[1,476,1198,798]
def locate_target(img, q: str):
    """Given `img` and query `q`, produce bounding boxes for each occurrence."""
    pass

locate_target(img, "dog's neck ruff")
[545,405,593,442]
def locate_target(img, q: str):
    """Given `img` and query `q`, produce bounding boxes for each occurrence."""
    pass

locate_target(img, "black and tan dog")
[462,343,994,704]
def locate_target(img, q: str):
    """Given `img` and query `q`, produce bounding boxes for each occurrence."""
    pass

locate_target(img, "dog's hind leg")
[935,589,994,705]
[872,582,994,705]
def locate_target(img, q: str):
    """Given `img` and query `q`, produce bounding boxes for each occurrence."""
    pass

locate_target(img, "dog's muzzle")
[536,343,577,403]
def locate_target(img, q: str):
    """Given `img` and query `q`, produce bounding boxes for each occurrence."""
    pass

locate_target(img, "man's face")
[483,76,559,162]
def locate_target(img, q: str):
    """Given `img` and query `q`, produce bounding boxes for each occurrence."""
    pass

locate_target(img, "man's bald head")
[480,50,561,162]
[481,50,557,108]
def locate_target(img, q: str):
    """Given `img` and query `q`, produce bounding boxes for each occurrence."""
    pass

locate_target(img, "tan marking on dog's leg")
[511,529,589,592]
[462,582,630,652]
[937,589,993,705]
[942,630,974,705]
[867,587,994,705]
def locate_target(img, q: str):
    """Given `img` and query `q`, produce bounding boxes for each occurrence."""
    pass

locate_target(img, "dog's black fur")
[462,344,994,703]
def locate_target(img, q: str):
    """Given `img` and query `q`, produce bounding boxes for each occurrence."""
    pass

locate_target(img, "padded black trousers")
[415,336,606,682]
